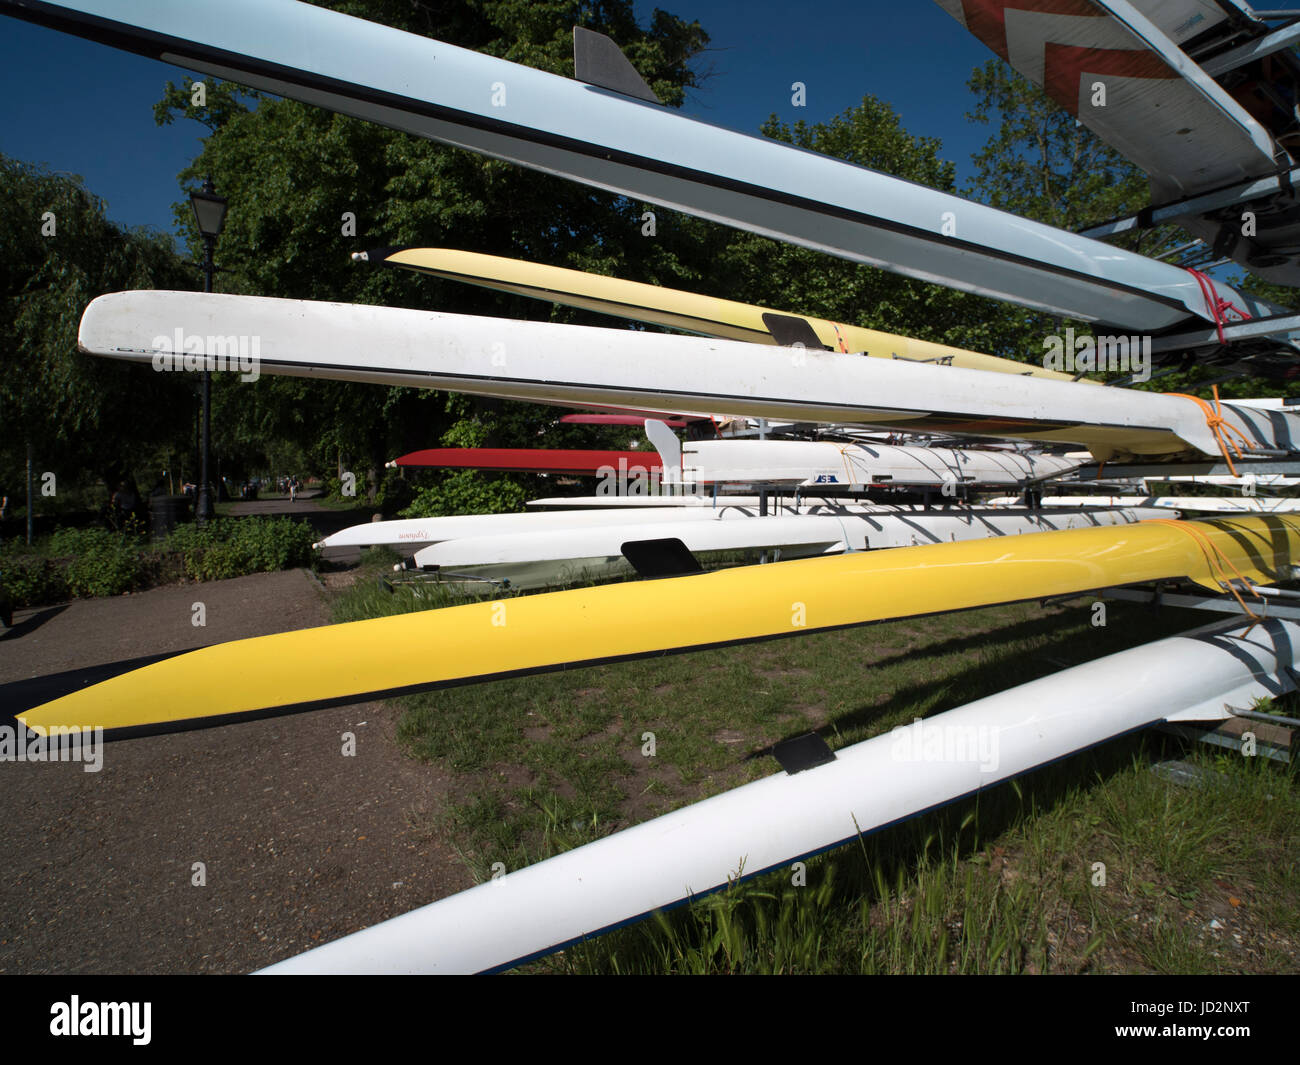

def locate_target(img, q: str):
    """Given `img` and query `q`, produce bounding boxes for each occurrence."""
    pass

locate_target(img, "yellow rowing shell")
[374,247,1087,384]
[17,516,1299,739]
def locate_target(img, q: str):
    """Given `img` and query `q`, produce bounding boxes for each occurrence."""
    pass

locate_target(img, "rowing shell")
[988,496,1300,515]
[16,516,1300,739]
[560,414,693,428]
[78,291,1300,464]
[258,616,1300,973]
[524,495,760,509]
[391,441,1081,487]
[523,495,880,509]
[1150,475,1300,489]
[312,502,828,550]
[366,246,1085,382]
[410,506,1164,590]
[683,440,1079,486]
[391,448,660,475]
[416,514,847,589]
[8,0,1279,332]
[317,502,1148,551]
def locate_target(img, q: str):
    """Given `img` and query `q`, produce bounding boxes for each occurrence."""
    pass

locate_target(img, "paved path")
[0,568,470,974]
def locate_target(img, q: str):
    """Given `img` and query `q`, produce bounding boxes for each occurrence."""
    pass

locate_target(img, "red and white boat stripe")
[936,1,1176,115]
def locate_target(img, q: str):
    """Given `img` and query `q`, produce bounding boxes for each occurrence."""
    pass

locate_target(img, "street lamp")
[190,175,227,524]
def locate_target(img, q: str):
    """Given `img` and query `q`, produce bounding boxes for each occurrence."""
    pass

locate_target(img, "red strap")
[1186,267,1252,345]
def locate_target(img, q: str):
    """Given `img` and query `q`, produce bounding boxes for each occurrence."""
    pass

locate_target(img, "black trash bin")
[149,494,191,539]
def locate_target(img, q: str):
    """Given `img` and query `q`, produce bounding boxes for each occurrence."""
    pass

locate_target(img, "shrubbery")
[0,554,69,607]
[401,470,529,518]
[49,526,145,598]
[0,517,318,607]
[324,468,417,514]
[373,468,416,513]
[168,517,317,580]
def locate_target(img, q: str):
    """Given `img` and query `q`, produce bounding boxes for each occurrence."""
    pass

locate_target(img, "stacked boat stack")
[9,0,1300,974]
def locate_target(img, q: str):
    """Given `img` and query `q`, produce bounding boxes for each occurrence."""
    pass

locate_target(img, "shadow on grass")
[741,601,1211,762]
[553,729,1207,975]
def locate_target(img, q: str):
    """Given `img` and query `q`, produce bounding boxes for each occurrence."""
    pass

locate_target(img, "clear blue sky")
[3,0,1300,238]
[0,1,1029,236]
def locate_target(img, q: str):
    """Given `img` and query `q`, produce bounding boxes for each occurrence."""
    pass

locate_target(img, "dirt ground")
[0,498,470,974]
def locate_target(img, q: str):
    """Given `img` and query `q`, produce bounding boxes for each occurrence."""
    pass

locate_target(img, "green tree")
[0,155,195,512]
[152,0,710,503]
[674,95,1036,362]
[965,59,1183,256]
[964,57,1292,397]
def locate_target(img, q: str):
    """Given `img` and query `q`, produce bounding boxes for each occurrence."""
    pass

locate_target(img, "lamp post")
[190,175,228,525]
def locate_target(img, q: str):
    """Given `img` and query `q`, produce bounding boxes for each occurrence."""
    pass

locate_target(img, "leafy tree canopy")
[150,0,711,500]
[677,94,1037,363]
[0,155,196,501]
[964,58,1292,398]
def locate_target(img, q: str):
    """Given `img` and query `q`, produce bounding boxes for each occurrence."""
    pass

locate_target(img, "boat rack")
[1046,585,1299,763]
[1076,459,1300,480]
[1156,716,1295,765]
[381,570,511,592]
[1097,582,1300,621]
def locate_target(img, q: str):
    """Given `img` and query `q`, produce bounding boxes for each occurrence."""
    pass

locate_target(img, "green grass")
[529,736,1298,975]
[303,493,377,515]
[329,548,516,624]
[328,566,1300,974]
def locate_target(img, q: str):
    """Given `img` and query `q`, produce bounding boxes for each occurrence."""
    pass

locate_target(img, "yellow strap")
[837,444,857,486]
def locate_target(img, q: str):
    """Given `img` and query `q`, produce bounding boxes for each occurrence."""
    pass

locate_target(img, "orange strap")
[831,324,849,354]
[1144,518,1263,622]
[1163,385,1255,476]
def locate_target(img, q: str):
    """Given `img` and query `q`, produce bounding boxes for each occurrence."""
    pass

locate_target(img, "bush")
[49,526,146,598]
[325,473,352,501]
[165,516,317,581]
[373,468,416,514]
[0,554,69,607]
[0,517,319,607]
[400,470,529,518]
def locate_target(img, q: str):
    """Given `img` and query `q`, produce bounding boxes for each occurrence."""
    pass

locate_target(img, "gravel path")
[0,563,471,974]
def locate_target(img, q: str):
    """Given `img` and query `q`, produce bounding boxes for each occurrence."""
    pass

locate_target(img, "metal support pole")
[197,234,215,525]
[26,441,34,545]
